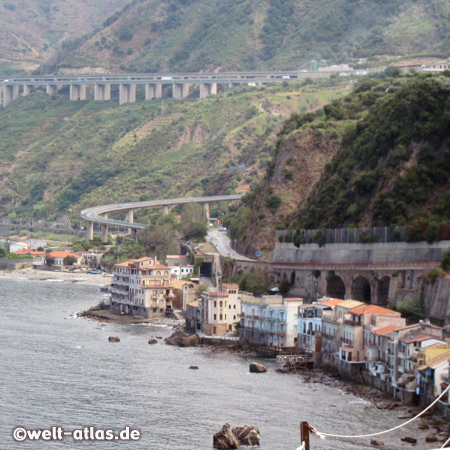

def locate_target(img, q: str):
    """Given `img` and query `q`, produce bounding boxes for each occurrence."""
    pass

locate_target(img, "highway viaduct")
[1,70,339,108]
[80,194,242,242]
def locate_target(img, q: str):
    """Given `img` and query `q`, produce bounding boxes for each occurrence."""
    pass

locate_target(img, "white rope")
[311,384,450,440]
[440,435,450,449]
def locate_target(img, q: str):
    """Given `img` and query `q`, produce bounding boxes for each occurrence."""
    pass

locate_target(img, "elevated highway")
[80,194,242,242]
[1,70,340,107]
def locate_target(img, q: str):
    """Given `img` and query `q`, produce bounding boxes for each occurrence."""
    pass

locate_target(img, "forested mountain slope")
[0,0,128,74]
[43,0,450,74]
[0,78,348,227]
[227,72,450,255]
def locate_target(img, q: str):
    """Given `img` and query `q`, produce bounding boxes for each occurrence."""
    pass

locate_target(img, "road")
[207,229,254,261]
[80,195,243,230]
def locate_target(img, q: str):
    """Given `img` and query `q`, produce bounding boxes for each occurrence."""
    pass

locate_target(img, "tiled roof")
[149,264,171,270]
[351,305,399,316]
[48,251,79,258]
[322,299,345,307]
[187,300,199,307]
[400,334,444,344]
[209,292,229,297]
[133,257,153,262]
[373,325,401,336]
[338,300,365,310]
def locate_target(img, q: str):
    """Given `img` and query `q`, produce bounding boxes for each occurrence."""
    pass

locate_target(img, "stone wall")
[0,258,33,270]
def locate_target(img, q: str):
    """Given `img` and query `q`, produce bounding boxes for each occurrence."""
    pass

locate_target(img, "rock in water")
[425,433,437,442]
[189,366,199,370]
[370,439,384,446]
[148,338,158,345]
[401,437,417,443]
[108,336,120,343]
[213,423,240,449]
[164,328,198,347]
[249,362,267,373]
[232,425,260,446]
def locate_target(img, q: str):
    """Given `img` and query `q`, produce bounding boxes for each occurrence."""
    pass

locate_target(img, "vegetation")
[392,295,426,322]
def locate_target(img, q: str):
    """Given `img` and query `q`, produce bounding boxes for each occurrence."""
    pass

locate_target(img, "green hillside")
[0,0,128,74]
[0,78,349,228]
[43,0,450,74]
[226,71,450,254]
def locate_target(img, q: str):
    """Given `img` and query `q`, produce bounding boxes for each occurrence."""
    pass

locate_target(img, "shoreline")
[0,267,110,285]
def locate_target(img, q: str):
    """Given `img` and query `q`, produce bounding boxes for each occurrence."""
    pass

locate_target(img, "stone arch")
[326,274,346,299]
[290,271,296,285]
[376,276,390,305]
[351,276,371,303]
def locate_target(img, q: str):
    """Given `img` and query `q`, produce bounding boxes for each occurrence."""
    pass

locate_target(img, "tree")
[0,248,6,258]
[45,255,55,266]
[239,271,269,296]
[441,247,450,272]
[63,255,77,266]
[195,283,208,298]
[138,216,177,259]
[178,204,208,241]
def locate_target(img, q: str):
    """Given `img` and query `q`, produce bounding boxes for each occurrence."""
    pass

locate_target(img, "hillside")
[0,0,128,74]
[227,72,450,255]
[0,77,349,228]
[43,0,450,74]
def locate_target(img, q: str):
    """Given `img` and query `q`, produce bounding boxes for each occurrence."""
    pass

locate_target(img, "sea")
[0,278,435,449]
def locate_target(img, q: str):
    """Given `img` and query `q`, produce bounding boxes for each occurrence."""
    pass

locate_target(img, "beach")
[0,267,110,285]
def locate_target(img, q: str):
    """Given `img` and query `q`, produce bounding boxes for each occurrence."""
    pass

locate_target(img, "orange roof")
[13,250,45,256]
[48,251,79,258]
[400,334,443,344]
[373,325,401,336]
[350,305,398,316]
[149,264,171,270]
[222,283,239,290]
[187,300,199,307]
[322,299,345,307]
[115,261,131,267]
[132,257,153,262]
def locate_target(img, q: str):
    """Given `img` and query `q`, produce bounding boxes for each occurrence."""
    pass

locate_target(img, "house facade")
[110,257,174,318]
[240,295,303,350]
[197,284,240,336]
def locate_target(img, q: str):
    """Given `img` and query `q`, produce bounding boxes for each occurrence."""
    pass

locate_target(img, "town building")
[298,299,344,360]
[186,300,199,333]
[240,294,303,351]
[421,60,450,72]
[110,257,174,318]
[197,283,240,336]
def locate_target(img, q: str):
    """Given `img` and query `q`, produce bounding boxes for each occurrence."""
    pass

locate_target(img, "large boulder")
[232,425,260,446]
[213,423,240,449]
[401,437,417,443]
[164,328,198,347]
[249,362,267,373]
[148,338,158,345]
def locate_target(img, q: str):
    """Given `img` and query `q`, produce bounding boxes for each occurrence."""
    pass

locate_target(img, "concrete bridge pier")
[101,224,108,243]
[3,85,20,107]
[145,83,162,100]
[119,83,136,105]
[162,205,171,215]
[86,221,94,241]
[46,84,57,95]
[23,85,32,96]
[203,203,210,220]
[173,83,190,99]
[130,228,137,239]
[126,209,134,234]
[199,83,217,99]
[94,84,111,101]
[70,84,86,101]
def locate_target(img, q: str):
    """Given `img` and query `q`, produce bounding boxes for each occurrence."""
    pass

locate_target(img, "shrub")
[441,247,450,272]
[267,195,282,212]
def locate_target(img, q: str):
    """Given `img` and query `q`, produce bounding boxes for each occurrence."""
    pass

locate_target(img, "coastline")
[0,267,109,285]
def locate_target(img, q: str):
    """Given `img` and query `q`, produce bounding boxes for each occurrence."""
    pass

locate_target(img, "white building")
[240,295,303,350]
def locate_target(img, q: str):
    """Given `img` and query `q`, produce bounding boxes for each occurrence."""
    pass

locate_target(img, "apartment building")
[197,283,240,336]
[240,295,303,350]
[110,257,174,318]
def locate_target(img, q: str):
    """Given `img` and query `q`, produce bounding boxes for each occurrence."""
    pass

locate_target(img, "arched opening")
[326,275,346,299]
[290,271,296,285]
[377,276,390,305]
[352,276,371,303]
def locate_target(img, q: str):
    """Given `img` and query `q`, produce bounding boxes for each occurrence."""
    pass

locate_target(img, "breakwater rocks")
[213,423,260,449]
[249,362,267,373]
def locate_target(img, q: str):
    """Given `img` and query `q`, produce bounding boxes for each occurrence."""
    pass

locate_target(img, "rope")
[440,435,450,449]
[310,384,450,440]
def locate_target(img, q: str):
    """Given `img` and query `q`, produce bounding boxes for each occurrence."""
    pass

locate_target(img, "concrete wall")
[269,241,450,265]
[423,278,450,326]
[0,258,33,270]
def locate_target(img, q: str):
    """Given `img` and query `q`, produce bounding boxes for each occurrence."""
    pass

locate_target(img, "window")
[219,301,223,307]
[229,305,231,309]
[214,301,217,308]
[234,305,236,309]
[219,314,223,320]
[214,314,217,320]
